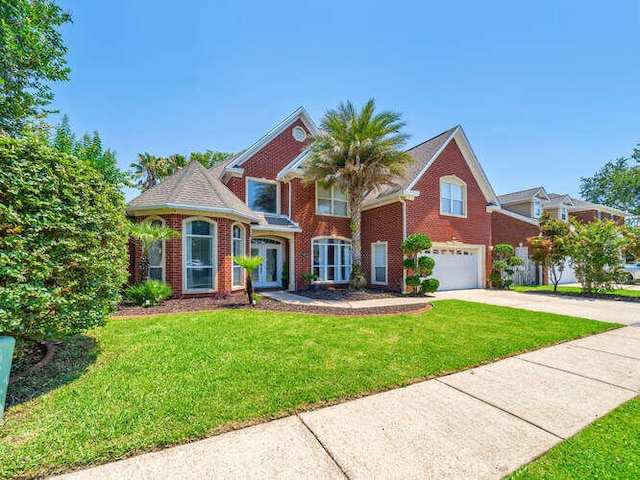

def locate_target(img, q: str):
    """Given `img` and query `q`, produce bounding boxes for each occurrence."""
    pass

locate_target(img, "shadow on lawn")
[6,336,99,408]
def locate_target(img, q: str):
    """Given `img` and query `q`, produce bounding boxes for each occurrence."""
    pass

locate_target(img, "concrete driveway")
[432,289,639,325]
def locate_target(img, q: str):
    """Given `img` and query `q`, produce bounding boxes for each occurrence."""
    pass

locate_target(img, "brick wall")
[570,210,625,225]
[406,139,493,281]
[491,212,540,248]
[362,202,404,291]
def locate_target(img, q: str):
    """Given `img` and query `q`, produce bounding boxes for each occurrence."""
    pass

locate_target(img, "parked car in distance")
[620,262,640,283]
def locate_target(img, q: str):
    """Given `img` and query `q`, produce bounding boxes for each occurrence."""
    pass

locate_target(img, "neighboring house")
[127,107,502,296]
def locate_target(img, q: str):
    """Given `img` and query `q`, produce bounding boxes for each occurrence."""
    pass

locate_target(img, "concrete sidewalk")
[433,289,639,325]
[58,325,640,479]
[260,290,429,309]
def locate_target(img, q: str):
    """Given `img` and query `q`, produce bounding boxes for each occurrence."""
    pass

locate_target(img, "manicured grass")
[514,285,640,297]
[0,300,616,478]
[509,397,640,479]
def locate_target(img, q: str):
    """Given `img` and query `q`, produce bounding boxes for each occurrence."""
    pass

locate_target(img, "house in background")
[127,108,500,296]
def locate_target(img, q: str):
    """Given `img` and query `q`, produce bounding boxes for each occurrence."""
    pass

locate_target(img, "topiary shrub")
[421,278,440,293]
[401,233,438,295]
[491,243,523,289]
[125,281,172,307]
[0,135,129,339]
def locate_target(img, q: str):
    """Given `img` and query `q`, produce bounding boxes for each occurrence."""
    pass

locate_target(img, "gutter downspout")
[400,197,407,294]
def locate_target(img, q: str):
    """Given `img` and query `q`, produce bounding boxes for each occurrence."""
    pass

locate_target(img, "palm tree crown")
[304,99,413,288]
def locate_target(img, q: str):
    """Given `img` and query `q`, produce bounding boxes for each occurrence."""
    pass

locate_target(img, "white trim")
[127,203,260,222]
[251,224,302,233]
[571,204,628,217]
[246,177,280,214]
[533,199,542,218]
[487,205,541,226]
[228,107,319,169]
[182,217,218,294]
[428,241,486,290]
[250,236,283,288]
[439,175,467,218]
[401,198,408,293]
[405,127,458,193]
[499,187,550,206]
[276,149,311,181]
[371,241,388,285]
[231,222,246,290]
[362,192,418,211]
[143,216,167,283]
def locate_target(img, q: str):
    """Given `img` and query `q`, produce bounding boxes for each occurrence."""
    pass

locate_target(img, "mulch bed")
[297,287,403,301]
[113,295,429,318]
[522,290,640,303]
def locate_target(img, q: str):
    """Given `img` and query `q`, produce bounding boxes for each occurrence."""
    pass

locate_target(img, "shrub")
[401,233,438,295]
[125,281,172,307]
[421,278,440,293]
[0,135,129,339]
[491,243,522,289]
[405,275,421,288]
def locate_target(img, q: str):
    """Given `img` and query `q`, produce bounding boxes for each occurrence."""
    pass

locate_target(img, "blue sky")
[52,1,639,201]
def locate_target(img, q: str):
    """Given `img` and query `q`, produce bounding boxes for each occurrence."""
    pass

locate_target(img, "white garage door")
[423,247,480,290]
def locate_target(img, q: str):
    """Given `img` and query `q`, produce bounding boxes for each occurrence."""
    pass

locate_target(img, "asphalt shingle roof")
[127,161,258,220]
[497,187,546,205]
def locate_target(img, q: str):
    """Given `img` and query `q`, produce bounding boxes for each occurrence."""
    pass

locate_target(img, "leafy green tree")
[129,222,179,282]
[305,99,413,289]
[130,152,166,191]
[530,213,571,291]
[189,150,232,168]
[232,255,265,306]
[401,233,438,295]
[566,219,628,293]
[491,244,524,289]
[0,135,129,339]
[622,226,640,262]
[51,115,132,190]
[0,0,71,135]
[579,145,640,216]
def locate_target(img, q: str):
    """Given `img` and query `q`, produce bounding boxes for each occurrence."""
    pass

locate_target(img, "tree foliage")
[401,233,438,295]
[232,255,265,306]
[129,221,179,282]
[567,219,628,293]
[579,145,640,216]
[0,0,71,135]
[189,150,232,169]
[0,135,129,339]
[305,99,413,288]
[52,115,132,190]
[491,244,523,289]
[529,213,571,291]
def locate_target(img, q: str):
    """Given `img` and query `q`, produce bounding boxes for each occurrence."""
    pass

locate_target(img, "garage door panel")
[424,247,480,291]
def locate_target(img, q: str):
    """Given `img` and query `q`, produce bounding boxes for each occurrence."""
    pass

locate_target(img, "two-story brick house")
[127,108,503,296]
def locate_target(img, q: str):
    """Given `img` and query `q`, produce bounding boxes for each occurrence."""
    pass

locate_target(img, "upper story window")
[560,206,568,221]
[317,183,348,217]
[533,200,542,218]
[440,176,466,217]
[247,179,278,214]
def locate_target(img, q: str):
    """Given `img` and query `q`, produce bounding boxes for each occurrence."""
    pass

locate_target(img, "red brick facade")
[491,212,540,248]
[570,210,624,225]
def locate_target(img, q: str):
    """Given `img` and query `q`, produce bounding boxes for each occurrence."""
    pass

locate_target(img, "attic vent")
[292,126,307,142]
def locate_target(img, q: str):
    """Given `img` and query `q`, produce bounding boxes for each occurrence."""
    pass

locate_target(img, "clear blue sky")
[52,0,639,202]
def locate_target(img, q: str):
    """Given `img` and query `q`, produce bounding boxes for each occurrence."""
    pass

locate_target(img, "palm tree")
[232,255,265,306]
[304,99,413,289]
[129,222,179,282]
[130,153,164,191]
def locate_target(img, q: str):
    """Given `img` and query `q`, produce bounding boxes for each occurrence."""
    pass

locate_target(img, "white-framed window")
[533,200,542,218]
[183,218,216,292]
[312,237,351,283]
[560,206,568,221]
[147,218,165,282]
[247,178,278,214]
[231,224,245,288]
[371,242,388,285]
[440,176,466,217]
[316,183,348,216]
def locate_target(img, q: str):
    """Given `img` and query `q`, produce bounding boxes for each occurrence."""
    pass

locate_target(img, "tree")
[622,226,640,262]
[401,233,439,295]
[490,244,524,289]
[130,152,166,191]
[305,99,413,289]
[129,222,179,282]
[0,135,129,339]
[0,0,72,135]
[232,255,265,306]
[579,145,640,216]
[189,150,232,168]
[529,213,571,292]
[566,219,628,293]
[52,115,132,190]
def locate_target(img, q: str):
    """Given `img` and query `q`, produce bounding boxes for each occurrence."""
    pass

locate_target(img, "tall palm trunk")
[349,195,366,289]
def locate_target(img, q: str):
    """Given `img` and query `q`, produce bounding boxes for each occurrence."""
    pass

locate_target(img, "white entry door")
[251,239,282,288]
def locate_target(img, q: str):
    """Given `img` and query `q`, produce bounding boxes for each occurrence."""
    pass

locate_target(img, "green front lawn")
[509,397,640,478]
[1,300,616,478]
[514,285,640,297]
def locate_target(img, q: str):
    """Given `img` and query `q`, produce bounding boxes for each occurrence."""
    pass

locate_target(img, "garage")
[423,245,483,290]
[553,259,578,285]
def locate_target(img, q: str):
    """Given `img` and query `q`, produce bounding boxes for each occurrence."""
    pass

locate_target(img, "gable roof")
[498,187,550,205]
[569,197,628,217]
[226,107,319,170]
[209,150,245,179]
[544,193,575,208]
[127,161,260,222]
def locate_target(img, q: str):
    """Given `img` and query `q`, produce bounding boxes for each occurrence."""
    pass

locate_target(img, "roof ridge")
[405,125,458,152]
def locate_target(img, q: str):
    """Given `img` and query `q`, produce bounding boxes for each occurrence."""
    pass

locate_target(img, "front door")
[251,239,282,288]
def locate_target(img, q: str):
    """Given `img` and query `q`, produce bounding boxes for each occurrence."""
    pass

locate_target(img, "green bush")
[0,135,129,339]
[401,233,432,254]
[417,256,435,271]
[402,258,415,270]
[125,281,172,307]
[405,275,421,287]
[421,278,440,293]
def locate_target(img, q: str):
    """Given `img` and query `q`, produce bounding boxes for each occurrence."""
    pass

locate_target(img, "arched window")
[312,237,351,283]
[440,175,466,217]
[147,218,165,282]
[231,224,245,288]
[184,219,216,291]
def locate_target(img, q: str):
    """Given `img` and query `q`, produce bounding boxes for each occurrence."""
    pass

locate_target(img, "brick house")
[126,108,507,296]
